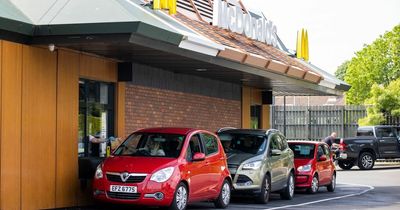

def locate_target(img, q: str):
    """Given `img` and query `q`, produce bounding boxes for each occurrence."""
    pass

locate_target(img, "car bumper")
[231,171,262,192]
[294,171,313,188]
[93,176,179,206]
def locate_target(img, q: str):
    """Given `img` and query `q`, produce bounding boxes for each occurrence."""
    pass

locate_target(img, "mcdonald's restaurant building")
[0,0,349,209]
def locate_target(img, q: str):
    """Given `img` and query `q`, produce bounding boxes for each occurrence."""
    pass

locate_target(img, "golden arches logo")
[153,0,177,15]
[296,28,309,61]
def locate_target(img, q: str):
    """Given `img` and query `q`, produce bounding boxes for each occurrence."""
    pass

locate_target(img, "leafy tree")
[358,78,400,126]
[344,24,400,105]
[335,60,349,81]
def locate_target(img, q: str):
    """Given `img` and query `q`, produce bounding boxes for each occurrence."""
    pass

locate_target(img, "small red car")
[93,128,231,210]
[288,141,336,194]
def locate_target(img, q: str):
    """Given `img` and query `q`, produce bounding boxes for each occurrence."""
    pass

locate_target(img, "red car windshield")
[114,133,185,158]
[289,144,315,159]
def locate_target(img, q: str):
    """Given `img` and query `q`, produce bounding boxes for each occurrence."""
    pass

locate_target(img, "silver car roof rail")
[216,127,237,133]
[266,129,280,135]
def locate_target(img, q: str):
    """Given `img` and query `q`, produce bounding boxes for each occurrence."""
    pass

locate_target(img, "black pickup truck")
[337,125,400,170]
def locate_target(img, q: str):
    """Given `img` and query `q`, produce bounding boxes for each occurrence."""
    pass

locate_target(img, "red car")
[288,141,336,194]
[93,128,231,210]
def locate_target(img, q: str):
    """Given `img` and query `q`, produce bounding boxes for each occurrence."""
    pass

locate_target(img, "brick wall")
[125,84,241,136]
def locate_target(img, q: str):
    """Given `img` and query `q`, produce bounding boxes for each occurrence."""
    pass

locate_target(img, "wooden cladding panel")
[79,54,117,82]
[242,86,251,129]
[1,41,23,210]
[261,105,270,129]
[251,88,262,105]
[116,82,126,138]
[55,50,79,207]
[21,46,57,210]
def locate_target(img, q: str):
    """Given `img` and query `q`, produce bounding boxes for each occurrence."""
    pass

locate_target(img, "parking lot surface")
[67,164,400,210]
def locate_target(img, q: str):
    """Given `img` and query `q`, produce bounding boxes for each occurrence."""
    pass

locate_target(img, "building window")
[78,79,115,157]
[251,105,261,129]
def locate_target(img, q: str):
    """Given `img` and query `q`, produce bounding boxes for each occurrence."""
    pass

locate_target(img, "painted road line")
[377,169,400,173]
[262,183,374,210]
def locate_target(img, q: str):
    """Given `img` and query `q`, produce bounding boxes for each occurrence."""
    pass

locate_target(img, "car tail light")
[339,138,347,151]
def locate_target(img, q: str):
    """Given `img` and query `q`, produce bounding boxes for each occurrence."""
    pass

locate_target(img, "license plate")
[110,185,137,193]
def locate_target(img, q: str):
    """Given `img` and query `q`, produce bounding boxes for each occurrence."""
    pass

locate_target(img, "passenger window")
[323,145,330,157]
[279,135,288,150]
[270,134,281,150]
[317,146,324,160]
[377,127,393,138]
[186,134,203,161]
[202,133,219,156]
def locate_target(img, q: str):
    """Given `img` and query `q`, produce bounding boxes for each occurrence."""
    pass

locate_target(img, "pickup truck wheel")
[358,152,375,170]
[338,160,354,170]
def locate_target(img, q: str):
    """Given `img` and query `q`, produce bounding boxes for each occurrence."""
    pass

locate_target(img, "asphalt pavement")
[63,163,400,210]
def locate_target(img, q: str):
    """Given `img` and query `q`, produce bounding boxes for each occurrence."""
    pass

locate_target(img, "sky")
[242,0,400,75]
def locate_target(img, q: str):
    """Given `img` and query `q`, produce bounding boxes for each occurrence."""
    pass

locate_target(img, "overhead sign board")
[212,0,278,47]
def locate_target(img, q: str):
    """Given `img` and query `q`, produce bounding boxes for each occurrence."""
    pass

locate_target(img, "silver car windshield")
[219,133,266,155]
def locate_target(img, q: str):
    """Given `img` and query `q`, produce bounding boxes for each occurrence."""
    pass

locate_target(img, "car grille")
[236,175,252,183]
[228,164,239,175]
[106,174,146,183]
[228,164,239,169]
[107,192,141,200]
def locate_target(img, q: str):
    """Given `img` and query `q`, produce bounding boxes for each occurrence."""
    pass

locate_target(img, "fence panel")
[272,105,368,140]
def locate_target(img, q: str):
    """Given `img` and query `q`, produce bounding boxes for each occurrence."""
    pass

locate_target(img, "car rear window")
[289,143,315,159]
[357,128,374,136]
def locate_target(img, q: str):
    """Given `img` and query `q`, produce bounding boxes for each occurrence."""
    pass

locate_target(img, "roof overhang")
[0,0,346,96]
[29,30,343,96]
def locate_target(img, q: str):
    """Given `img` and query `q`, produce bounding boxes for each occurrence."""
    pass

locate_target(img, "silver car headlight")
[242,160,262,170]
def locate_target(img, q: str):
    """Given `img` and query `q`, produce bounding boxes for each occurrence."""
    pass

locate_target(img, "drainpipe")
[283,96,286,136]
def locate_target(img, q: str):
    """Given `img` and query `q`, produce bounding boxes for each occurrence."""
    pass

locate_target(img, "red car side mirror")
[319,155,327,161]
[192,152,206,161]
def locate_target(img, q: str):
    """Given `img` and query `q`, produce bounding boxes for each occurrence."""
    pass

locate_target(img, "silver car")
[217,129,295,204]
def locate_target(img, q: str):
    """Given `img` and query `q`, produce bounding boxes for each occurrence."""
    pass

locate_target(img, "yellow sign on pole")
[296,28,309,61]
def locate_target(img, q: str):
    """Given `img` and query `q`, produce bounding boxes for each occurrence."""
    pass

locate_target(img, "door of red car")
[200,132,223,197]
[316,145,330,185]
[184,133,209,201]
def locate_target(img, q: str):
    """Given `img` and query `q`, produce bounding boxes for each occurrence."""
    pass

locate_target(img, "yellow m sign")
[153,0,177,15]
[296,28,309,61]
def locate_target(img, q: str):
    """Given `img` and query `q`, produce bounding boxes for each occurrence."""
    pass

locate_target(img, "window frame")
[186,133,204,161]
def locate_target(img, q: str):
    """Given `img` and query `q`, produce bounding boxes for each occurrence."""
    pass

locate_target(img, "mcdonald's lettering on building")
[212,0,278,47]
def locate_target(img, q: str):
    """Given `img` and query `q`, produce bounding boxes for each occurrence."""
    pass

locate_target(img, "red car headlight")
[150,167,175,183]
[297,164,312,172]
[95,163,104,179]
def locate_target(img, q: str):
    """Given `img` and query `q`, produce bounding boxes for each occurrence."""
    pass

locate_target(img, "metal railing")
[271,105,367,140]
